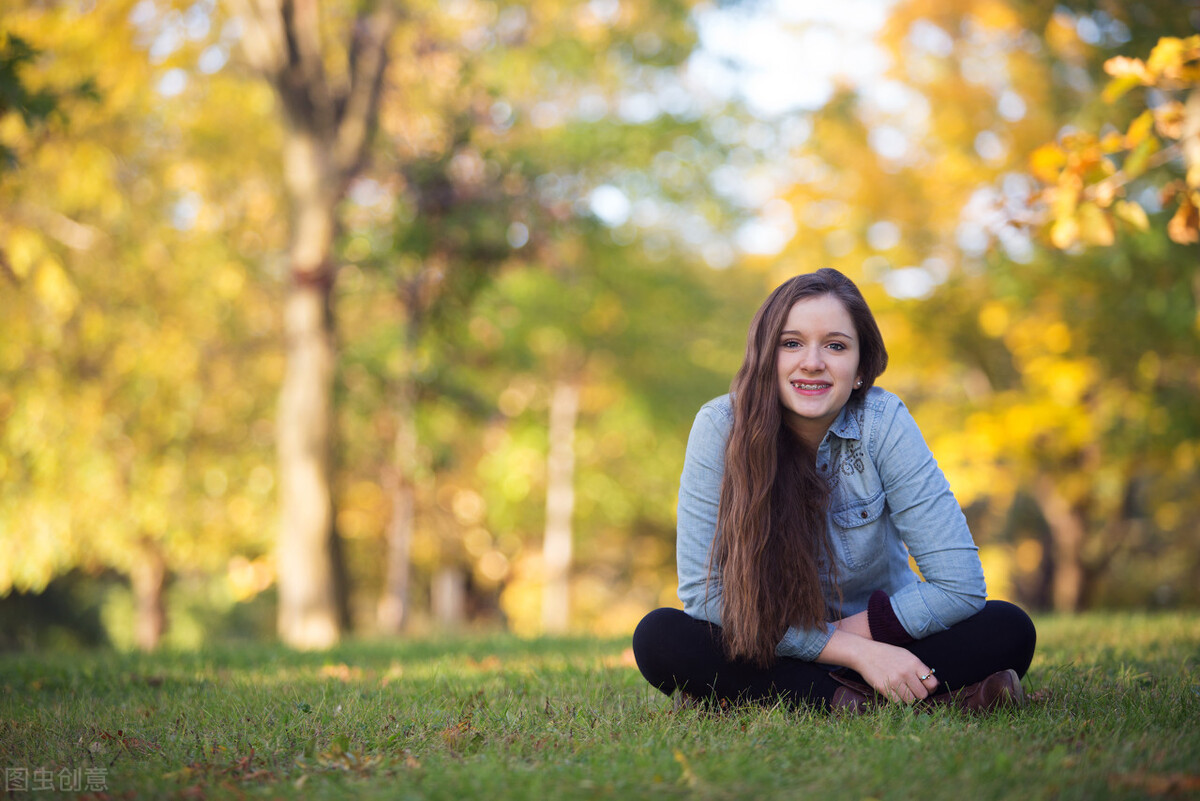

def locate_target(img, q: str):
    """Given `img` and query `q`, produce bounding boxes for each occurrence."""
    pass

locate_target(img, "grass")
[1,613,1198,800]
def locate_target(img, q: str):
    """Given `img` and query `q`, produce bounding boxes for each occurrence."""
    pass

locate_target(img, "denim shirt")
[676,387,986,662]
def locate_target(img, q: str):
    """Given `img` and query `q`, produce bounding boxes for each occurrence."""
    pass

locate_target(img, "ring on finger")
[918,668,936,681]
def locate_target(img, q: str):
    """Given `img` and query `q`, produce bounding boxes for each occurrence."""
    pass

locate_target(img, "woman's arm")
[675,404,729,627]
[873,398,987,637]
[832,610,871,638]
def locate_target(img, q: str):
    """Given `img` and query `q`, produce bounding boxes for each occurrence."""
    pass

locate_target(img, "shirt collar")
[826,400,862,442]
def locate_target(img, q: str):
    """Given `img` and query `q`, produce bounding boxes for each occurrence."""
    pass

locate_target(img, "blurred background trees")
[1,0,1196,650]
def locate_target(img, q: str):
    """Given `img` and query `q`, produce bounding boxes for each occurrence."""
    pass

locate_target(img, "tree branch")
[13,202,103,251]
[332,5,396,179]
[0,249,18,286]
[281,0,337,133]
[1183,87,1200,188]
[224,0,285,74]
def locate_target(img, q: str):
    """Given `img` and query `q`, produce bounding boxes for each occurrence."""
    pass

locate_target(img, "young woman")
[632,269,1036,712]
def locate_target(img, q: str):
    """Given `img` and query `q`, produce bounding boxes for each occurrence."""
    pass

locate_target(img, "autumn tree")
[879,1,1200,610]
[222,0,395,648]
[1016,32,1200,607]
[1030,35,1200,248]
[0,30,95,176]
[1,0,284,647]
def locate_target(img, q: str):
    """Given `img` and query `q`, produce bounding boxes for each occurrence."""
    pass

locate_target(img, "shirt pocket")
[830,489,886,570]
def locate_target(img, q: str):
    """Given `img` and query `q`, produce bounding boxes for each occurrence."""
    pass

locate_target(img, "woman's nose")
[800,350,824,371]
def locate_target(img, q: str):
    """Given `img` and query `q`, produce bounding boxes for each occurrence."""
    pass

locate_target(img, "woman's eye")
[828,342,846,351]
[780,340,799,349]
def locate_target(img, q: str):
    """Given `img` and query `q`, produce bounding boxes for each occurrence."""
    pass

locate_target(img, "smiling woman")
[631,268,1036,713]
[775,294,864,445]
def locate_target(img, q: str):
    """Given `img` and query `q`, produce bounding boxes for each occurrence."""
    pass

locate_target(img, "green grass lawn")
[2,613,1198,800]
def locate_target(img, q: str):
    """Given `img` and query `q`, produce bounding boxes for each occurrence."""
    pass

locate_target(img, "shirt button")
[860,511,869,519]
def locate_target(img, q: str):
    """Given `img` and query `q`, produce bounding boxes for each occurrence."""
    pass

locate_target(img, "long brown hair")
[711,269,888,666]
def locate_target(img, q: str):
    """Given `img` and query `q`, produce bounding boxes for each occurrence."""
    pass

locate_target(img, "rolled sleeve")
[777,621,835,661]
[873,399,987,638]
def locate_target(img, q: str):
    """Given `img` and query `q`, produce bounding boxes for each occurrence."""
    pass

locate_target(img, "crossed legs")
[632,600,1036,710]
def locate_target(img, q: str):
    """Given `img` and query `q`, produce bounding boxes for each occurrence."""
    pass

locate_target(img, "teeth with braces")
[792,382,828,390]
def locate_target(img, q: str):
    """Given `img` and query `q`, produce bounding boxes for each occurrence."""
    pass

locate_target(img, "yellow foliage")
[978,545,1015,601]
[1151,100,1186,139]
[1154,503,1182,532]
[1015,539,1043,574]
[1113,200,1150,231]
[0,110,26,150]
[1167,193,1199,244]
[1137,351,1161,382]
[5,228,42,280]
[498,554,543,637]
[476,550,509,585]
[1022,355,1093,408]
[1174,442,1198,472]
[1042,322,1072,354]
[1029,143,1065,183]
[1044,12,1082,60]
[451,488,487,525]
[1101,72,1144,104]
[1104,55,1155,84]
[1146,35,1200,83]
[228,555,275,602]
[1049,214,1079,249]
[993,406,1031,449]
[1076,202,1115,245]
[215,263,246,299]
[969,0,1020,32]
[32,255,80,322]
[1123,110,1156,149]
[56,142,117,212]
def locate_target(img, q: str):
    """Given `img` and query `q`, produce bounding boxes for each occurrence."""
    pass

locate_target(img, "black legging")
[632,601,1036,710]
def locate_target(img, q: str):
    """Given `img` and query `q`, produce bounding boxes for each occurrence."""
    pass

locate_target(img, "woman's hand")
[818,630,938,704]
[854,641,938,703]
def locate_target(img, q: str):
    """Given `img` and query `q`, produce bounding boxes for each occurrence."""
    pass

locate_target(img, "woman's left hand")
[819,631,939,703]
[856,641,938,703]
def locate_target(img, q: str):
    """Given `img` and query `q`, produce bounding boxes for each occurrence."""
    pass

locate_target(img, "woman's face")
[775,294,862,446]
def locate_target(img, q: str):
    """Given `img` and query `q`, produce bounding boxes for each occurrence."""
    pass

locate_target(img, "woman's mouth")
[791,381,831,393]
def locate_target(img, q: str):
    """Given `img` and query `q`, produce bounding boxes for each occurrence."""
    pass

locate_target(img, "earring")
[855,380,863,388]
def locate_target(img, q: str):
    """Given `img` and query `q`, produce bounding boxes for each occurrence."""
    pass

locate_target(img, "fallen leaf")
[674,749,700,788]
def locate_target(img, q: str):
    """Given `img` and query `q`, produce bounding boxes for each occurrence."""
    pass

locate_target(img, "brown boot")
[923,669,1025,714]
[829,670,879,714]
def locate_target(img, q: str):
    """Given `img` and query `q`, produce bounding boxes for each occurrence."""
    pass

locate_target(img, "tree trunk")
[132,543,167,651]
[378,380,417,634]
[377,277,429,635]
[1032,474,1088,612]
[432,566,467,629]
[228,0,394,650]
[275,271,342,648]
[542,377,580,634]
[275,131,344,648]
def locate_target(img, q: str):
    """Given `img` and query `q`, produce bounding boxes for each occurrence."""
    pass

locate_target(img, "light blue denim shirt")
[676,387,987,662]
